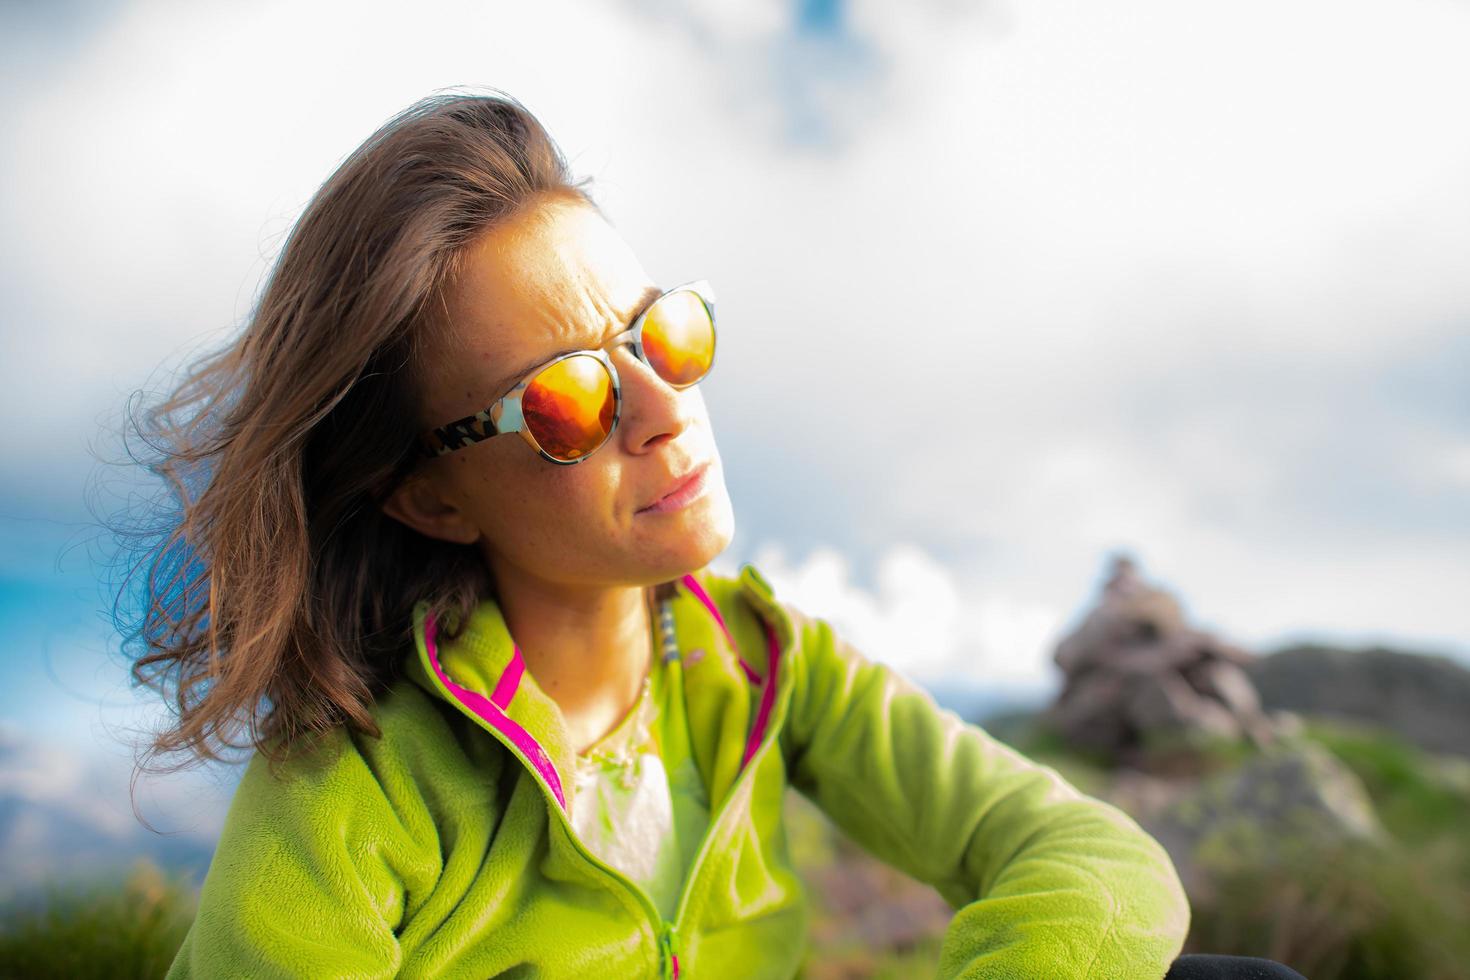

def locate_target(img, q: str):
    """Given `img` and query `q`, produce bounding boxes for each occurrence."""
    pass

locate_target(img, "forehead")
[451,197,647,321]
[424,196,654,413]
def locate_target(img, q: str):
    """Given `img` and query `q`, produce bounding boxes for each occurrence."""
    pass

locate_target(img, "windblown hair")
[107,90,594,776]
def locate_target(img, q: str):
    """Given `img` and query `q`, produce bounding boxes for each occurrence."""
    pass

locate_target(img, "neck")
[486,561,656,753]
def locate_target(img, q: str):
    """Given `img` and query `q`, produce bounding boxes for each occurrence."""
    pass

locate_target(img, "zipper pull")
[659,922,682,979]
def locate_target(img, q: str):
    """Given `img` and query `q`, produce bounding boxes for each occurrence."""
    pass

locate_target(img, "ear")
[380,471,481,545]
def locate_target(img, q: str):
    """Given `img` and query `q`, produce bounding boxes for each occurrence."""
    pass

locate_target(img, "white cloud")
[2,0,1467,736]
[0,719,233,846]
[746,542,1066,689]
[0,718,234,896]
[1420,442,1470,493]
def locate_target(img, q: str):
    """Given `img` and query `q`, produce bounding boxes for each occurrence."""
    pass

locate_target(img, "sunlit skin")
[381,194,735,753]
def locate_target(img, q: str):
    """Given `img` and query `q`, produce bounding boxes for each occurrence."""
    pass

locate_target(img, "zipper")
[669,714,782,931]
[670,622,789,930]
[542,794,684,979]
[659,921,682,979]
[419,651,672,973]
[480,682,786,977]
[420,600,790,977]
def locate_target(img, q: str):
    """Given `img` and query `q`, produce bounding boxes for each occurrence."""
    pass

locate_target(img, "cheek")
[451,449,618,551]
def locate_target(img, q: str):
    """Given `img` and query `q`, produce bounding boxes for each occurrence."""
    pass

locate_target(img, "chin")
[692,507,736,571]
[646,489,736,581]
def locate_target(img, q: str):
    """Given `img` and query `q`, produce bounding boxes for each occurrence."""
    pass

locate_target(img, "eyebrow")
[488,284,665,397]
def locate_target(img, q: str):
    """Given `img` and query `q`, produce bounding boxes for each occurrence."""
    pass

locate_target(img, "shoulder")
[360,671,514,794]
[229,672,508,830]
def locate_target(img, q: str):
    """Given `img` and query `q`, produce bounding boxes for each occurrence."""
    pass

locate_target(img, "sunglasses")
[418,280,716,463]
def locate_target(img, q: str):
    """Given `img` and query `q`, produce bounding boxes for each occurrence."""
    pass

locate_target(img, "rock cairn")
[1047,552,1278,761]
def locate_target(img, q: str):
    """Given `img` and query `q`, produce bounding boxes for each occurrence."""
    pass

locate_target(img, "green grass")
[0,860,197,980]
[1303,719,1470,850]
[1184,831,1470,980]
[1179,719,1470,980]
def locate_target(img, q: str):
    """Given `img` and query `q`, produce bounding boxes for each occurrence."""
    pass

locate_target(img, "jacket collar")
[403,564,790,815]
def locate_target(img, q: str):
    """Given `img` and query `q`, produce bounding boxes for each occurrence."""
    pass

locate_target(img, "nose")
[613,345,694,454]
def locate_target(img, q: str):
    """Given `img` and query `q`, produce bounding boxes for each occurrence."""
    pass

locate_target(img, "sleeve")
[166,731,433,979]
[777,609,1190,980]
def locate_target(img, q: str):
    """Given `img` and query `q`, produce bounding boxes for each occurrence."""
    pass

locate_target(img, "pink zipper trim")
[423,612,566,810]
[680,573,734,645]
[742,621,782,767]
[423,576,782,810]
[681,573,763,683]
[491,648,524,709]
[678,573,784,765]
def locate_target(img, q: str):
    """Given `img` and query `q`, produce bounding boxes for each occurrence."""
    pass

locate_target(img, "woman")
[122,89,1247,978]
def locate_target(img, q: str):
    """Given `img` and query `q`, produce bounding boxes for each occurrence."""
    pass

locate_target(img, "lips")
[638,461,712,514]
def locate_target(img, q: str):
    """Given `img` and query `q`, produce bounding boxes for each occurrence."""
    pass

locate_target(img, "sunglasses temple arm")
[423,404,508,457]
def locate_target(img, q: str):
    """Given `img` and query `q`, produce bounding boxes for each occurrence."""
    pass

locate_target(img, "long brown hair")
[108,89,594,777]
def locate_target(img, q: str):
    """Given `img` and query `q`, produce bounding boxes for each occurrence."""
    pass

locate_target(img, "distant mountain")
[0,791,216,904]
[1249,644,1470,757]
[924,679,1050,728]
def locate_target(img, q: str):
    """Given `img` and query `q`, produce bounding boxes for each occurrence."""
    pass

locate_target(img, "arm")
[167,730,428,979]
[778,609,1190,980]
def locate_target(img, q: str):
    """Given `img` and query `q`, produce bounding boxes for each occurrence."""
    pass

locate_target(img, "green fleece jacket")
[167,563,1189,978]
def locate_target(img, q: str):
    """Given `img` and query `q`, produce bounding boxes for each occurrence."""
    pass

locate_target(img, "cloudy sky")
[2,0,1467,866]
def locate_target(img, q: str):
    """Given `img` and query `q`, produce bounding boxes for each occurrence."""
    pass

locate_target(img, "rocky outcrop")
[1249,645,1470,758]
[1046,553,1280,764]
[1138,743,1381,898]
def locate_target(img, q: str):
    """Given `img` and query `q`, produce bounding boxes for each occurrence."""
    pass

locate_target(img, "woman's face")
[385,194,736,592]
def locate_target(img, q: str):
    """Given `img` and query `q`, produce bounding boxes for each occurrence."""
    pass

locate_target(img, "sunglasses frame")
[418,279,716,464]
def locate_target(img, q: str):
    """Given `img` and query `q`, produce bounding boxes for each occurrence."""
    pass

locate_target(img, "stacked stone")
[1048,553,1278,761]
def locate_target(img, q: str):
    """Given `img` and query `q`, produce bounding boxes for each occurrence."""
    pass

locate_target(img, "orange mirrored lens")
[522,353,616,460]
[641,291,714,388]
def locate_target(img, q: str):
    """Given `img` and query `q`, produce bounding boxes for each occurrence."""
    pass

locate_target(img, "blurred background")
[2,0,1468,976]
